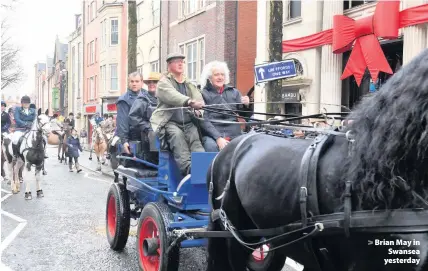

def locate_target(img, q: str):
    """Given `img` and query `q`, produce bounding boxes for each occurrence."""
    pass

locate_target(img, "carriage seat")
[115,165,158,178]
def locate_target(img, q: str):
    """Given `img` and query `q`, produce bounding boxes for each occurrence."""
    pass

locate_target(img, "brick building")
[160,0,257,94]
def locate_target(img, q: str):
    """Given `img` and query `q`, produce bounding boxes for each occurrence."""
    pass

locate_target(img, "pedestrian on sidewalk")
[66,129,83,173]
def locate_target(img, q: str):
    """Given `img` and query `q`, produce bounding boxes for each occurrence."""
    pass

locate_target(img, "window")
[91,1,96,21]
[90,41,95,64]
[286,0,301,20]
[94,39,97,62]
[137,66,143,76]
[87,43,90,65]
[100,20,105,49]
[110,64,118,91]
[89,77,95,100]
[186,42,197,81]
[150,61,159,72]
[178,37,205,83]
[137,4,143,35]
[152,0,160,27]
[95,75,98,97]
[344,0,376,10]
[100,65,106,92]
[180,0,206,17]
[87,4,90,24]
[110,18,119,45]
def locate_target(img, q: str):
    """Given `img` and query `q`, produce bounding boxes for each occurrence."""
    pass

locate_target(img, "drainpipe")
[159,0,162,72]
[234,0,238,88]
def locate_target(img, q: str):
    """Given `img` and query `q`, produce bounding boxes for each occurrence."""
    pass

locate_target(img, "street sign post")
[254,60,297,84]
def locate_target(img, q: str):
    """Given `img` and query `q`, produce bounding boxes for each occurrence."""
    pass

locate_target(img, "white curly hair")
[199,61,230,89]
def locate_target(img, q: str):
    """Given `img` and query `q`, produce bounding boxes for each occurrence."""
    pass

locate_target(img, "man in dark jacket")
[199,61,251,152]
[1,101,11,133]
[115,71,147,154]
[129,72,161,164]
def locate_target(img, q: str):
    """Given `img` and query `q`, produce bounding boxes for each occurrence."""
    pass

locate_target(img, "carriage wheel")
[247,242,284,271]
[137,202,179,271]
[106,183,130,251]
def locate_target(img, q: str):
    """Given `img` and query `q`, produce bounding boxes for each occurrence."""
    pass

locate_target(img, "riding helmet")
[1,101,6,107]
[21,95,31,104]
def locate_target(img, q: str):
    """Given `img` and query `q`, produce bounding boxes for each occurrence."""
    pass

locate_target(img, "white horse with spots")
[2,109,52,199]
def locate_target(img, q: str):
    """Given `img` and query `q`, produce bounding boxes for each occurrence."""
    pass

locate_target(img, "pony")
[90,125,107,171]
[2,109,52,199]
[206,48,428,271]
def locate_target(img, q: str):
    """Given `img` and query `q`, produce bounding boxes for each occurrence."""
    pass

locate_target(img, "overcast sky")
[2,0,82,97]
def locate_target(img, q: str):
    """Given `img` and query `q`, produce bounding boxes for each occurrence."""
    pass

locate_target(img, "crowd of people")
[111,52,253,179]
[1,52,254,180]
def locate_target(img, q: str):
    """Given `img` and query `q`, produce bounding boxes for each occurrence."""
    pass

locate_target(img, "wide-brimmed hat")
[143,72,161,83]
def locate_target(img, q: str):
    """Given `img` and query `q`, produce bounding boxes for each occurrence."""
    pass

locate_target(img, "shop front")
[101,96,119,117]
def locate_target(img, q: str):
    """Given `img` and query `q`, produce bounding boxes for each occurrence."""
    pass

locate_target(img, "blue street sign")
[254,60,297,84]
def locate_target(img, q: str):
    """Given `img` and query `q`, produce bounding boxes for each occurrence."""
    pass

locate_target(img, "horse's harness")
[205,131,428,270]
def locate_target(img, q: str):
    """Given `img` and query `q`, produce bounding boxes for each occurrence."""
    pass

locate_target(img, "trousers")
[202,136,219,152]
[164,122,205,176]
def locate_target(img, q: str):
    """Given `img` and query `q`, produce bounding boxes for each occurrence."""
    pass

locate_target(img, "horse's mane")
[344,49,428,210]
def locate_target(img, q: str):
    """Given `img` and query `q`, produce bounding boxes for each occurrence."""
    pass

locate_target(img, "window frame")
[110,18,119,46]
[110,63,118,91]
[177,35,205,84]
[179,0,206,18]
[343,0,377,10]
[285,0,301,21]
[150,60,159,72]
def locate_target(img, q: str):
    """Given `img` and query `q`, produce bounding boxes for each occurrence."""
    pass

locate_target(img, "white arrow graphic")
[258,68,265,79]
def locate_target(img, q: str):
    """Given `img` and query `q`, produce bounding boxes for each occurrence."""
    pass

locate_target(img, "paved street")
[1,146,206,271]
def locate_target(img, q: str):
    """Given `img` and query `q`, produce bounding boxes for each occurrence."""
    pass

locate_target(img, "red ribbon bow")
[332,1,401,86]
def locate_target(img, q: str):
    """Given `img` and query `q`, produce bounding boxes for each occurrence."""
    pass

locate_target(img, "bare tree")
[1,1,22,90]
[1,21,22,90]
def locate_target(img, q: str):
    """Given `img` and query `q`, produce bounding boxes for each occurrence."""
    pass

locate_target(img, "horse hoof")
[102,162,106,165]
[12,190,18,194]
[36,190,44,198]
[89,157,92,160]
[25,192,32,200]
[19,178,23,183]
[43,171,47,175]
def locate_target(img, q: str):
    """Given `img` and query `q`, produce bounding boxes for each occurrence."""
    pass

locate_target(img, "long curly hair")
[344,49,428,211]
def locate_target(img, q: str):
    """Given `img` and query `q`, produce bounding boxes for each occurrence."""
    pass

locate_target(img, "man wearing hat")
[150,52,205,178]
[129,72,161,164]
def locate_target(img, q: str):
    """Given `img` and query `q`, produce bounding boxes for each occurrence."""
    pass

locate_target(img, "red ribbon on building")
[282,1,428,86]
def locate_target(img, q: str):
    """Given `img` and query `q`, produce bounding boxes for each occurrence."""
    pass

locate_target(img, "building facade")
[98,0,128,117]
[34,62,46,109]
[160,0,257,93]
[255,0,428,119]
[136,0,160,82]
[68,13,84,130]
[83,0,127,141]
[52,36,69,115]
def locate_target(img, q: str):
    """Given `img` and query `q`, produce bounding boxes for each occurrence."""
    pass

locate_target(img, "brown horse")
[90,126,107,171]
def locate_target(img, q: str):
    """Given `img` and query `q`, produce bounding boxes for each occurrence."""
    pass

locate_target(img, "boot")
[75,162,82,173]
[69,162,73,172]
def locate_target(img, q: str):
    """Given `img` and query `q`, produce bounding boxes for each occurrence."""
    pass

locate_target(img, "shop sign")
[83,104,100,115]
[281,89,300,102]
[103,103,117,113]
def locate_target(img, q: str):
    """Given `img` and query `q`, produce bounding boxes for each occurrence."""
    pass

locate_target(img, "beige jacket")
[150,73,203,133]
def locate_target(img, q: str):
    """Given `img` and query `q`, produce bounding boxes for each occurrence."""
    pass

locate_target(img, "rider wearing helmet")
[1,101,11,133]
[14,96,36,130]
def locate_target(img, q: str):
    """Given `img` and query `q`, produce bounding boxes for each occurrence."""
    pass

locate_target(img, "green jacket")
[150,73,203,133]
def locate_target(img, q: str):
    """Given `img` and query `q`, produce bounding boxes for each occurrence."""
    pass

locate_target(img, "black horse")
[206,48,428,271]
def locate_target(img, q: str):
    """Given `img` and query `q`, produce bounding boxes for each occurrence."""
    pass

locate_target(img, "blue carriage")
[105,138,272,271]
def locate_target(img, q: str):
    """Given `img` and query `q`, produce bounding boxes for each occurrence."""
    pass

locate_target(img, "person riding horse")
[12,96,48,172]
[129,71,161,165]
